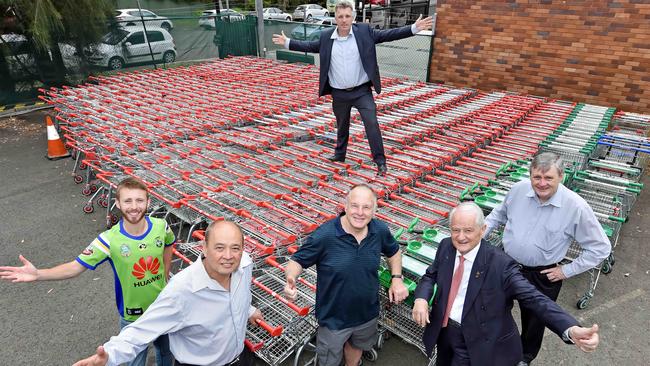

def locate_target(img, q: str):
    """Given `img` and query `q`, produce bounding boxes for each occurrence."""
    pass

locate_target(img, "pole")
[136,0,157,69]
[255,0,265,57]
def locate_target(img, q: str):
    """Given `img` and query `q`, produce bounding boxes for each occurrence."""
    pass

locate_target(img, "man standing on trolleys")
[0,177,175,366]
[73,220,264,366]
[483,152,611,365]
[283,184,409,366]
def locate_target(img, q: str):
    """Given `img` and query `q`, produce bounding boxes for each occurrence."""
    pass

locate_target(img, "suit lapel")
[322,29,334,74]
[462,241,489,320]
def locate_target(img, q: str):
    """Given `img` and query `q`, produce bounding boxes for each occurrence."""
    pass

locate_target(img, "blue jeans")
[119,317,173,366]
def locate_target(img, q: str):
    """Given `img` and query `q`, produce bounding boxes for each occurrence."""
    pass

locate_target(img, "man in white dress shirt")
[272,1,433,175]
[74,220,264,366]
[484,152,611,365]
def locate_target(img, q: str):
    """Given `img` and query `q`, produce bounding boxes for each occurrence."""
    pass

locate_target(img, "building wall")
[429,0,650,113]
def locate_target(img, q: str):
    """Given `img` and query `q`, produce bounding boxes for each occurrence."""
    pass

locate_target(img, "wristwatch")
[391,274,403,279]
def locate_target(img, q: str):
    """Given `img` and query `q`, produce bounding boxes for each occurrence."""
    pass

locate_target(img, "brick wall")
[429,0,650,113]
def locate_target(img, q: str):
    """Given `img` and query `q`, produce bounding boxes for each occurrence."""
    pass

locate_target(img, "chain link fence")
[1,0,434,105]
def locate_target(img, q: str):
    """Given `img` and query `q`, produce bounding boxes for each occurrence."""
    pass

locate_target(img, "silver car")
[263,7,292,21]
[115,9,174,31]
[198,9,245,28]
[292,4,329,21]
[85,26,176,70]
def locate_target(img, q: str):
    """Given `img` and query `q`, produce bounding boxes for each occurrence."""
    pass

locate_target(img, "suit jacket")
[414,238,578,366]
[288,23,415,96]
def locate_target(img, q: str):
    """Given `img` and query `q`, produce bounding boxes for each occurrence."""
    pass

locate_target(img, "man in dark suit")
[412,202,600,366]
[273,1,433,175]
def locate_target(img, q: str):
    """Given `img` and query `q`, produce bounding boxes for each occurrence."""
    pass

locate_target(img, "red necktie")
[442,255,465,327]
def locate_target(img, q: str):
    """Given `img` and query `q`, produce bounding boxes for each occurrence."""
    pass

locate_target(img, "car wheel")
[306,14,312,21]
[324,12,329,17]
[108,57,124,70]
[163,51,176,64]
[126,22,136,26]
[161,22,171,31]
[286,16,291,21]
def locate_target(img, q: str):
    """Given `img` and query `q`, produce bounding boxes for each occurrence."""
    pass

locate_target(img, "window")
[146,31,164,42]
[126,32,145,45]
[141,11,156,18]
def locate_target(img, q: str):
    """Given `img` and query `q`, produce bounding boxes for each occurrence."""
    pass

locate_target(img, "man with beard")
[0,177,175,366]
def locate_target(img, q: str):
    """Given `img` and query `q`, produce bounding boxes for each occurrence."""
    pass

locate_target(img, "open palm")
[0,255,38,282]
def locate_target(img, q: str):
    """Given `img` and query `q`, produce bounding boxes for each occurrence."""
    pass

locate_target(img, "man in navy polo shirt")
[284,184,408,366]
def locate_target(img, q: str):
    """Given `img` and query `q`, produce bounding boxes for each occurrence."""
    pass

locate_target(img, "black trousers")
[436,320,471,366]
[330,84,386,165]
[519,266,563,363]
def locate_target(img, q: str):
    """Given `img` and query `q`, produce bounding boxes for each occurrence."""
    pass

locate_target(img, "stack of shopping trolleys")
[40,56,649,365]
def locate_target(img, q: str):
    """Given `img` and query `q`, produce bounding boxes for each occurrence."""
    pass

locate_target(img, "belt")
[518,263,557,272]
[336,81,372,92]
[446,318,462,329]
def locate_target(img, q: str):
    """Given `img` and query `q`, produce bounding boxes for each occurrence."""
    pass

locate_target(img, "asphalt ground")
[0,110,648,365]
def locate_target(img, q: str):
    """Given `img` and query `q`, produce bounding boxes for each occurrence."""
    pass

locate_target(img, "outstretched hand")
[413,15,434,32]
[0,255,39,283]
[72,346,109,366]
[272,31,288,46]
[570,324,600,353]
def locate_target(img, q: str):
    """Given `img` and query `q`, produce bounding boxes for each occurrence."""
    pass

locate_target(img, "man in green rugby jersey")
[0,177,175,366]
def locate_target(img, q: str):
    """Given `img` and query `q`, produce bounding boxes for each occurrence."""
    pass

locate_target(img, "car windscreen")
[101,29,129,45]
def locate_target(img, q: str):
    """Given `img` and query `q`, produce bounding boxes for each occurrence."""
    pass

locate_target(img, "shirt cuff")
[562,328,575,344]
[284,38,290,49]
[248,305,257,318]
[411,23,418,34]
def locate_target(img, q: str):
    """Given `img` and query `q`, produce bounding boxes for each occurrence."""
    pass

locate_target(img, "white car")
[115,9,174,31]
[263,7,292,21]
[84,27,176,70]
[198,9,245,28]
[292,4,329,21]
[1,33,80,77]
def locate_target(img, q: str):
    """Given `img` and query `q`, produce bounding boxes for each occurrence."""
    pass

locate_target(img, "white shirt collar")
[190,252,252,293]
[457,242,481,263]
[331,26,354,40]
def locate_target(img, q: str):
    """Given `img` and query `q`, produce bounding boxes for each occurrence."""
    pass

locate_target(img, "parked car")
[114,9,174,31]
[290,16,335,41]
[198,9,245,28]
[84,26,176,70]
[292,4,328,21]
[263,7,292,21]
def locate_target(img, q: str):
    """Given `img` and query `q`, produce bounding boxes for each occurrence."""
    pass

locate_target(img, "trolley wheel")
[83,204,94,214]
[90,184,98,193]
[601,260,612,275]
[363,348,378,362]
[576,296,589,310]
[110,214,120,226]
[79,162,87,170]
[608,253,616,266]
[73,175,84,184]
[81,187,92,196]
[376,332,385,350]
[98,198,109,208]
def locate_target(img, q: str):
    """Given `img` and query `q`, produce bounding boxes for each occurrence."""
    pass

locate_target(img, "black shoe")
[377,163,387,176]
[328,155,346,163]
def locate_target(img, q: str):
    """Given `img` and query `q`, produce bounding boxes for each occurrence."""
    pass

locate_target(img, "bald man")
[284,184,408,366]
[74,220,263,366]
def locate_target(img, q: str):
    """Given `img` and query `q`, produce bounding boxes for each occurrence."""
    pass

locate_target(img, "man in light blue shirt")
[273,1,433,175]
[484,152,611,365]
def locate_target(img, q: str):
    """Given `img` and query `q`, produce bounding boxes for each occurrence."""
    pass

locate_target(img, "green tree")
[0,0,114,90]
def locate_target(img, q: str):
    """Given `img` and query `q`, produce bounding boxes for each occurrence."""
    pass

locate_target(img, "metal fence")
[0,1,433,105]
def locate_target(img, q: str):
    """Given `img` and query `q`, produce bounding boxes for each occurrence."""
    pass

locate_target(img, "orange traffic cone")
[46,114,70,160]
